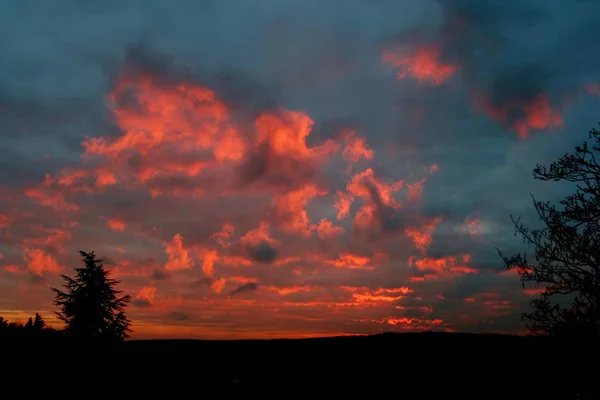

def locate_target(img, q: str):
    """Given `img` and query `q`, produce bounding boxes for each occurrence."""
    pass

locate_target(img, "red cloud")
[22,248,61,275]
[165,234,194,271]
[382,45,458,85]
[473,92,563,140]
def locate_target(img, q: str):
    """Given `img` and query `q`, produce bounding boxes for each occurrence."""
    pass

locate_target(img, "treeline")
[0,313,61,340]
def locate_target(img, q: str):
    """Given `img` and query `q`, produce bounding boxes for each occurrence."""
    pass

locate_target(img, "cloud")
[133,286,157,307]
[164,234,194,271]
[1,0,599,339]
[22,248,62,276]
[168,311,190,322]
[241,223,280,264]
[246,241,278,265]
[151,269,169,281]
[230,282,259,297]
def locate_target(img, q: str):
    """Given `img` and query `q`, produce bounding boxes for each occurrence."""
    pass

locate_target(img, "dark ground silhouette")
[3,331,597,397]
[2,232,597,398]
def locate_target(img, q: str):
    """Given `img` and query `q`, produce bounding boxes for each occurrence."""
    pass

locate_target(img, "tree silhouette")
[24,313,46,331]
[22,313,50,338]
[52,251,132,341]
[0,316,8,331]
[498,124,600,337]
[32,313,46,331]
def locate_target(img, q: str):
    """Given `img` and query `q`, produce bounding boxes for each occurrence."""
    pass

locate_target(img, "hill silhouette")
[8,331,596,397]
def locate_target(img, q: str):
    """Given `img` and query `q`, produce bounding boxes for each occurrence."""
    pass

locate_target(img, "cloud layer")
[1,0,599,339]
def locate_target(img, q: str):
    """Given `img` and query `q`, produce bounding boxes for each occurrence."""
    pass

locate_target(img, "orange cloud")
[105,218,126,232]
[473,92,563,139]
[1,264,23,274]
[201,249,219,278]
[242,109,339,190]
[341,286,413,303]
[22,248,61,275]
[382,45,458,85]
[24,186,79,212]
[75,73,245,199]
[0,214,12,228]
[85,73,241,163]
[405,216,442,253]
[211,223,235,248]
[341,130,374,172]
[334,190,354,220]
[272,183,327,236]
[135,286,157,306]
[210,277,227,294]
[345,168,404,230]
[523,287,545,296]
[324,253,373,270]
[95,170,118,187]
[22,227,71,253]
[384,317,446,330]
[165,233,194,271]
[314,219,345,240]
[408,254,477,281]
[265,285,316,296]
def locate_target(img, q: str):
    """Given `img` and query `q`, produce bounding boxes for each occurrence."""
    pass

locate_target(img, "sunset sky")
[1,0,599,339]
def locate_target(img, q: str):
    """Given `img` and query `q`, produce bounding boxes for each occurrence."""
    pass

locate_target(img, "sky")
[1,0,600,340]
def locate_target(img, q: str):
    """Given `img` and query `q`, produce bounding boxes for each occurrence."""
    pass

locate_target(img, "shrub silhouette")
[498,123,600,337]
[52,250,132,341]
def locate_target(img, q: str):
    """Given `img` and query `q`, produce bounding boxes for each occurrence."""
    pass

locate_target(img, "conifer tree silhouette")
[52,251,132,341]
[32,313,46,331]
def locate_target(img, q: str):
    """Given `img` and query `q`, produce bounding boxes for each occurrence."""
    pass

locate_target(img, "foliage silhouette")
[51,250,132,341]
[498,123,600,337]
[0,313,57,340]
